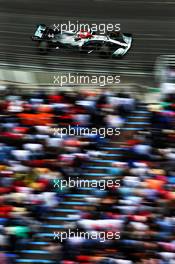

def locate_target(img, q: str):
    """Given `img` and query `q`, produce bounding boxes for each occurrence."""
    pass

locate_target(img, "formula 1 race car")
[32,24,133,58]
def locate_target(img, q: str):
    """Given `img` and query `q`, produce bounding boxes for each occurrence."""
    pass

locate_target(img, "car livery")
[32,24,133,58]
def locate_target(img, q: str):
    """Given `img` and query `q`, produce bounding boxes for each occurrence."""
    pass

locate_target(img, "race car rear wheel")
[38,41,49,54]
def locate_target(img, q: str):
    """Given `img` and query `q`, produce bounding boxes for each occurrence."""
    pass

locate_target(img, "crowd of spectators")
[0,88,174,264]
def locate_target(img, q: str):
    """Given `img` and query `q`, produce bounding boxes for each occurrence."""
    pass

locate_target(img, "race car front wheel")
[38,41,49,54]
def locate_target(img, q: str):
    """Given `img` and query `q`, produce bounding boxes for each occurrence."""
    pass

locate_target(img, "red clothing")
[0,205,13,218]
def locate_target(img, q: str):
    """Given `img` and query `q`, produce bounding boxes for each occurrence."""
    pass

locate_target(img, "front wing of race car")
[112,34,133,57]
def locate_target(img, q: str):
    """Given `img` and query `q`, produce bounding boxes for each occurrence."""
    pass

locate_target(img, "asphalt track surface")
[0,0,175,76]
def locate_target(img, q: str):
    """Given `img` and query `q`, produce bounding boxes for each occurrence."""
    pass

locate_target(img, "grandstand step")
[52,208,80,213]
[128,116,149,119]
[16,260,54,264]
[87,166,112,170]
[100,153,123,157]
[65,194,88,198]
[46,216,78,221]
[102,147,123,150]
[60,201,90,205]
[23,241,50,250]
[45,210,79,217]
[133,110,149,114]
[27,242,49,245]
[42,224,67,229]
[83,168,106,173]
[126,122,150,125]
[21,250,50,254]
[84,173,107,177]
[97,155,122,160]
[79,187,96,191]
[93,159,117,163]
[43,224,75,229]
[54,204,90,210]
[36,233,55,238]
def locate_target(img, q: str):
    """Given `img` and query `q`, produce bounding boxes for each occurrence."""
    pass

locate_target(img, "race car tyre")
[38,41,49,54]
[99,46,111,58]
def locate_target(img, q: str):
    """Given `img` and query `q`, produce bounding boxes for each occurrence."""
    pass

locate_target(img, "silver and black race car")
[32,24,133,58]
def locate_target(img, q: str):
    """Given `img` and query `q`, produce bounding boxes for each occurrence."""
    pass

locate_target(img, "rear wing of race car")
[32,24,47,40]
